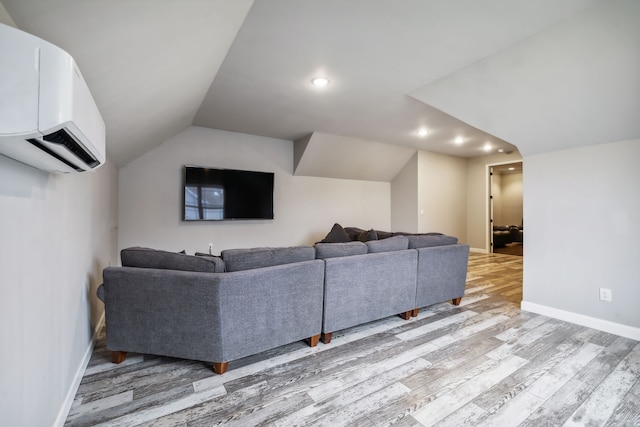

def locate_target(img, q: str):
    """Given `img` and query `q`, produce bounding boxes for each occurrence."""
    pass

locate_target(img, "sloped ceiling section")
[0,2,14,26]
[1,0,618,168]
[193,0,599,159]
[294,132,416,182]
[1,0,254,166]
[410,0,640,156]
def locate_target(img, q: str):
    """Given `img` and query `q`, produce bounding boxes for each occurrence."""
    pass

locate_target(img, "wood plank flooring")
[66,253,640,426]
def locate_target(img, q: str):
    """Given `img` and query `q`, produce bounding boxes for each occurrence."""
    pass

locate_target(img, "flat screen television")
[183,166,274,221]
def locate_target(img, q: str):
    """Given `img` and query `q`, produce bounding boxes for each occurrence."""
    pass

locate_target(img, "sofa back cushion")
[121,247,225,273]
[366,235,409,253]
[407,234,458,249]
[221,246,315,272]
[315,241,368,259]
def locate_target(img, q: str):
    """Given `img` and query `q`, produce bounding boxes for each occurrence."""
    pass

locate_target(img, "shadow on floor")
[493,243,523,256]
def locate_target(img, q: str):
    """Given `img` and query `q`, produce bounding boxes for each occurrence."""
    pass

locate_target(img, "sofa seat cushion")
[366,235,409,253]
[315,241,368,259]
[121,247,225,273]
[408,234,458,249]
[221,246,315,272]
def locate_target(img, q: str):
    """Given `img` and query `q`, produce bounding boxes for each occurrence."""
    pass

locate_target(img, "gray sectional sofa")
[98,230,470,374]
[317,238,418,343]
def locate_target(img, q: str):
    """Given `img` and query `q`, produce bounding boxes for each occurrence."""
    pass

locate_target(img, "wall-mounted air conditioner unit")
[0,23,105,173]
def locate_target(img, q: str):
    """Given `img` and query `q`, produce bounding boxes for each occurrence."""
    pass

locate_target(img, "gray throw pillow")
[344,226,365,240]
[356,229,378,242]
[375,230,394,240]
[320,223,351,243]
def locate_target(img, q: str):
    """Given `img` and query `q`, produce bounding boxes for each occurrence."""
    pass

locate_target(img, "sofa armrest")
[103,266,223,363]
[415,244,470,309]
[102,259,324,363]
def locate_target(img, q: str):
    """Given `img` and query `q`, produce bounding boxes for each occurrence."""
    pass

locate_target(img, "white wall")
[466,152,523,251]
[0,155,118,427]
[492,171,523,226]
[500,172,523,226]
[0,2,15,26]
[417,151,467,239]
[491,173,504,225]
[522,139,640,337]
[118,127,391,255]
[390,151,467,240]
[391,153,418,233]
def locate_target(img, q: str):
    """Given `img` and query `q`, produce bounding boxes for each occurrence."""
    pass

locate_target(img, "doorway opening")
[488,161,523,255]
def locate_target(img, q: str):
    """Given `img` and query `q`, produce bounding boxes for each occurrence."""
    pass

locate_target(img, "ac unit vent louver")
[43,129,100,168]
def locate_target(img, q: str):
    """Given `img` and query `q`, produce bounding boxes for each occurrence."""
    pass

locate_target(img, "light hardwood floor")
[66,253,640,426]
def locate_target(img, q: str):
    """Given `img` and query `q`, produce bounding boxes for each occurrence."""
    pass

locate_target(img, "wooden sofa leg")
[110,351,127,364]
[398,310,412,320]
[411,308,420,317]
[307,334,320,347]
[213,362,229,375]
[452,297,462,306]
[321,332,332,344]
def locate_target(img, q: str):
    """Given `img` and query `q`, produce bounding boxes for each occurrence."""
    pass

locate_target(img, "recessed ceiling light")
[311,76,329,87]
[498,148,505,153]
[483,143,492,152]
[417,128,429,137]
[454,136,464,145]
[508,167,515,171]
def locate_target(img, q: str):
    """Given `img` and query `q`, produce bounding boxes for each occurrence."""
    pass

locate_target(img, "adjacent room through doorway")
[489,162,523,256]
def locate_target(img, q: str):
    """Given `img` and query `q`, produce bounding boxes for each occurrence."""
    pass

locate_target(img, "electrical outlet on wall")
[599,287,612,302]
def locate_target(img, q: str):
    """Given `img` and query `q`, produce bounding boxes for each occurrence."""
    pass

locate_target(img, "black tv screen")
[183,166,274,221]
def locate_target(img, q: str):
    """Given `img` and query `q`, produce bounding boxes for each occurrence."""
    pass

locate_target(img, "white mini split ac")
[0,23,105,173]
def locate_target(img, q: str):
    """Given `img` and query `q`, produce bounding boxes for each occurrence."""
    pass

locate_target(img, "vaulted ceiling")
[1,0,638,174]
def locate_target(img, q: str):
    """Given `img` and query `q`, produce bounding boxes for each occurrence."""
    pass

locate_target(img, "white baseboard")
[521,301,640,341]
[53,312,105,427]
[470,247,488,254]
